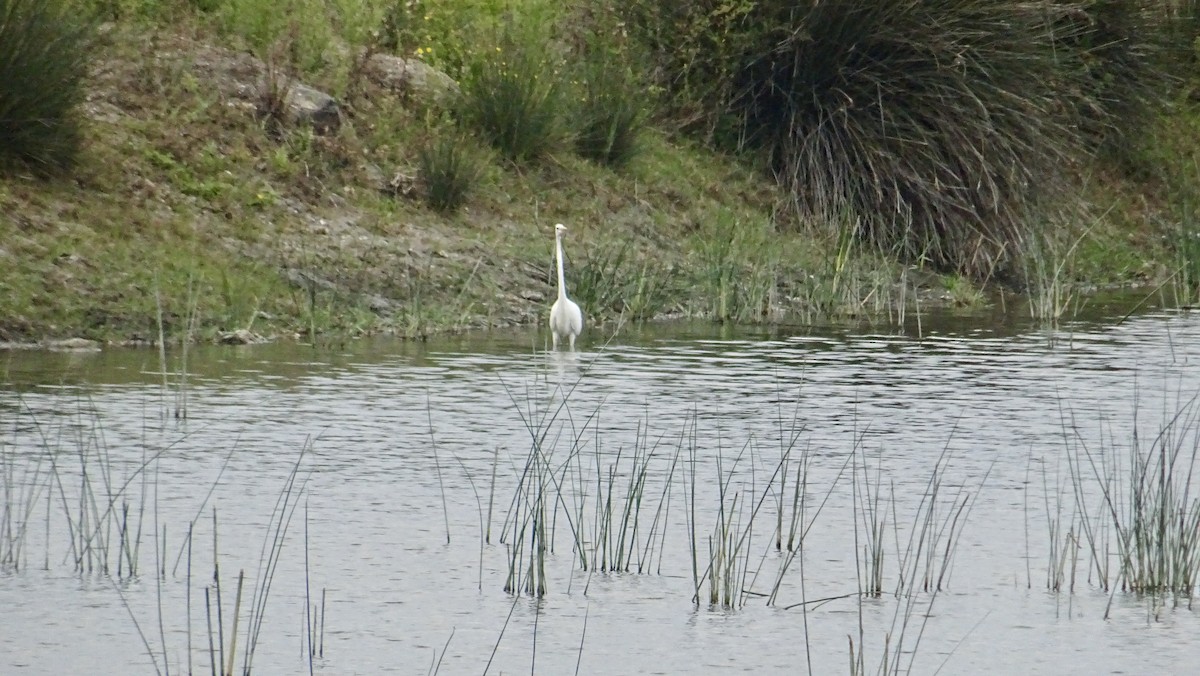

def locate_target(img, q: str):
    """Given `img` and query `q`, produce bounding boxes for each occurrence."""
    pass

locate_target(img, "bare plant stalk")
[427,397,450,544]
[225,570,244,676]
[205,587,216,676]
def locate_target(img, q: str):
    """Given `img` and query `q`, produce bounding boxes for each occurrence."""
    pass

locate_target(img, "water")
[2,305,1200,674]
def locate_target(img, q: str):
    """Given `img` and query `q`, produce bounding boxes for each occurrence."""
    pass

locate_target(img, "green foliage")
[621,0,1191,281]
[216,0,333,73]
[571,243,672,321]
[457,34,565,163]
[376,0,496,76]
[0,0,94,173]
[568,18,646,169]
[1058,1,1173,168]
[418,131,487,212]
[693,209,777,322]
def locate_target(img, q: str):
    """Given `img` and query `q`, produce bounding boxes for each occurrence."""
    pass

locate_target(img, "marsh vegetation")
[2,309,1199,672]
[1,0,1199,344]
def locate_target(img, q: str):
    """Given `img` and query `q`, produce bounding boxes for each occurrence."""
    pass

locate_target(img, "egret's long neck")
[555,234,568,301]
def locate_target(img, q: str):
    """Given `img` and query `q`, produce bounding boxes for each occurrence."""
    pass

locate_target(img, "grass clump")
[1052,389,1200,603]
[0,0,94,173]
[417,131,488,212]
[457,35,565,164]
[570,37,645,169]
[623,0,1185,281]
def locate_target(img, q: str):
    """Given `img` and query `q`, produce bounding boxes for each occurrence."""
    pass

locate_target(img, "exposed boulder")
[284,82,340,133]
[364,53,459,107]
[217,328,267,345]
[182,43,342,133]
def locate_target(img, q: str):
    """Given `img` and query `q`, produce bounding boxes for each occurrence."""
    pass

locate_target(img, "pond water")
[2,302,1200,675]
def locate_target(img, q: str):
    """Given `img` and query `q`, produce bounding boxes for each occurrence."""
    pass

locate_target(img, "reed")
[844,431,990,676]
[1061,389,1200,604]
[685,420,794,609]
[241,443,313,673]
[852,442,887,598]
[590,419,665,572]
[499,381,589,595]
[3,397,172,578]
[0,407,48,571]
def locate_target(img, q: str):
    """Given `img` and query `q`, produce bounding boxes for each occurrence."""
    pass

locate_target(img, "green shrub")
[623,0,1186,280]
[625,0,1103,279]
[417,132,487,212]
[571,52,645,169]
[457,35,565,163]
[0,0,94,173]
[1058,1,1173,167]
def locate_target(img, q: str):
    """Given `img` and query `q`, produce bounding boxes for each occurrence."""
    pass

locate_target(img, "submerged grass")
[0,397,322,673]
[1,0,1198,345]
[476,357,995,674]
[1043,384,1200,611]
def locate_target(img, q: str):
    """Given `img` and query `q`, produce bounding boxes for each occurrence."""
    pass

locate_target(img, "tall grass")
[1045,387,1200,611]
[693,210,778,323]
[570,51,645,169]
[0,0,94,173]
[623,0,1183,279]
[457,33,566,164]
[418,131,488,212]
[1023,230,1081,324]
[570,243,674,323]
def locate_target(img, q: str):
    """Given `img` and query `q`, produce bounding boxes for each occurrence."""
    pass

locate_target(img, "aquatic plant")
[1040,386,1200,614]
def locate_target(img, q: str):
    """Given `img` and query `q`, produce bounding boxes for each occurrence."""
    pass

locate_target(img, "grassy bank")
[0,1,1196,346]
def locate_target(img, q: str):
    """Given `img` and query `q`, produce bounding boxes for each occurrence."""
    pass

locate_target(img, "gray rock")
[45,337,101,351]
[217,329,267,345]
[180,43,341,133]
[284,82,341,133]
[365,53,459,107]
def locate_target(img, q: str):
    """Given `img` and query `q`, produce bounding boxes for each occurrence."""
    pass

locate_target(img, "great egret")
[549,223,583,350]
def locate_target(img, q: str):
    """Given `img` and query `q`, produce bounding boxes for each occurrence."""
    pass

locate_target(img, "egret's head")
[555,223,567,234]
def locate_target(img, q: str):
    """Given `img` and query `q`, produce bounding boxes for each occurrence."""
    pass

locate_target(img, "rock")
[182,43,341,133]
[285,268,337,292]
[364,53,459,107]
[284,82,341,133]
[45,337,101,352]
[366,295,395,313]
[384,170,419,198]
[217,329,266,345]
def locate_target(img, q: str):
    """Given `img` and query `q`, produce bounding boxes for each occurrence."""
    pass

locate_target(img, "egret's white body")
[549,223,583,350]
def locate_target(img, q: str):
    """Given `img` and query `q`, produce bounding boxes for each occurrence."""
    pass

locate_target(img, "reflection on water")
[1,302,1199,674]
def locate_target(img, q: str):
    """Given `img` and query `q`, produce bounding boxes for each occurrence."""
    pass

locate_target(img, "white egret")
[549,223,583,350]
